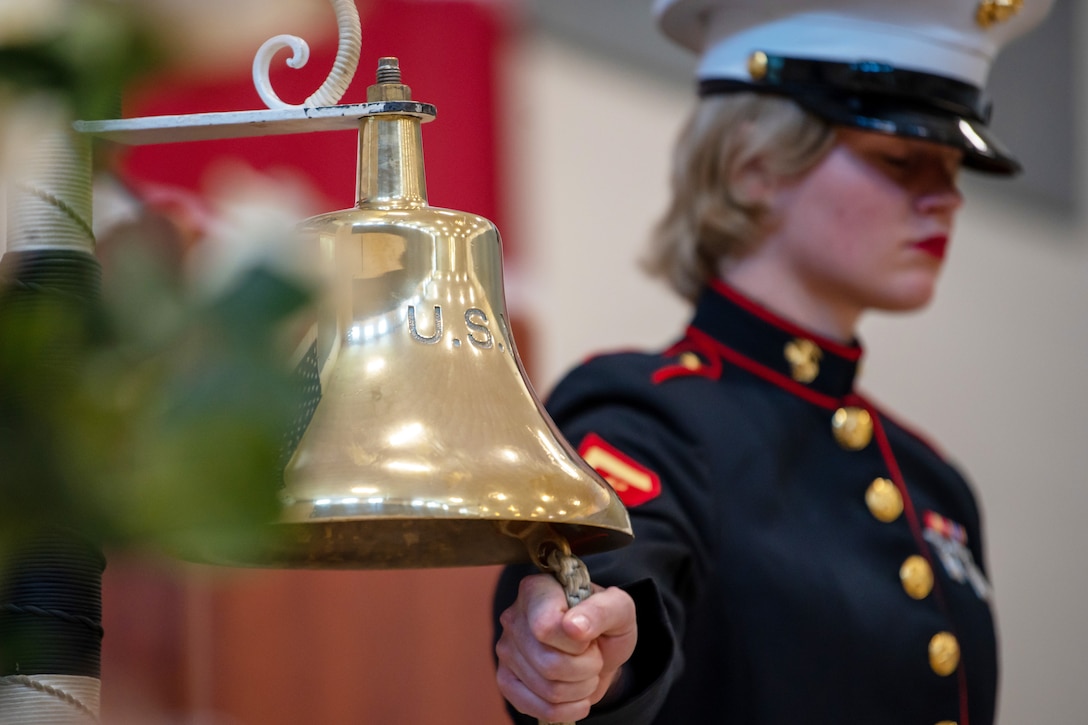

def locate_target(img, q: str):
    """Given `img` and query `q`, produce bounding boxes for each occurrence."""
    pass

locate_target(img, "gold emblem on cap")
[784,338,821,383]
[936,721,959,725]
[831,407,872,450]
[748,51,769,81]
[866,477,903,523]
[929,632,961,676]
[977,0,1024,28]
[900,555,934,600]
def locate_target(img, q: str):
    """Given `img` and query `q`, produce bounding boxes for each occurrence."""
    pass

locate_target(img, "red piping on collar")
[687,326,842,410]
[709,280,862,361]
[653,333,725,384]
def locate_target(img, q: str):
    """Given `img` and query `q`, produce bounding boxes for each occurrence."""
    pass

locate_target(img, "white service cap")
[653,0,1054,174]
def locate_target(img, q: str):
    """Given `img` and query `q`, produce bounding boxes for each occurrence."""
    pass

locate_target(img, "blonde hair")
[642,93,835,302]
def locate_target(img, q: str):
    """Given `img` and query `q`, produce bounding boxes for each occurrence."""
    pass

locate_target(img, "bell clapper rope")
[539,541,592,725]
[504,524,594,725]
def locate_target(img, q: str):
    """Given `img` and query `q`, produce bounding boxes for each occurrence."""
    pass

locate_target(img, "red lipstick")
[914,235,948,260]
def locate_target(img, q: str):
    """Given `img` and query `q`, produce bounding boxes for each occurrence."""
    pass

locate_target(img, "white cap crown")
[655,0,1053,86]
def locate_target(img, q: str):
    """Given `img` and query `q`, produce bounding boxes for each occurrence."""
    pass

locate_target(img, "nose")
[914,163,964,216]
[916,185,963,216]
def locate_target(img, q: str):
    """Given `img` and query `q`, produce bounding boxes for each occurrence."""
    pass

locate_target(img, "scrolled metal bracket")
[253,0,362,109]
[73,0,437,146]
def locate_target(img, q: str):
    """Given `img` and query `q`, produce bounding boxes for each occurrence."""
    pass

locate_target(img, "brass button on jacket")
[678,351,702,371]
[900,555,934,600]
[865,477,903,522]
[832,406,873,450]
[929,632,961,676]
[784,337,821,383]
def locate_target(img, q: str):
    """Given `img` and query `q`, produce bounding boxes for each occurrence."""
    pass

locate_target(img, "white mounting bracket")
[73,101,436,146]
[72,0,430,146]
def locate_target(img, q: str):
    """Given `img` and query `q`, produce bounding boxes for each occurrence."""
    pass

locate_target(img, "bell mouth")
[186,518,632,570]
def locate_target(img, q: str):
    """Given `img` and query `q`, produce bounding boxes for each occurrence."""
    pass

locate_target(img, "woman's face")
[756,127,965,328]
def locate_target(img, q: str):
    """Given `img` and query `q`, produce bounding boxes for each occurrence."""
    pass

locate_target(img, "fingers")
[495,576,638,721]
[495,648,600,723]
[520,573,579,648]
[563,587,638,703]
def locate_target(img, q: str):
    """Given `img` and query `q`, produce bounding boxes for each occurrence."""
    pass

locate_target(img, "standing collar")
[688,280,863,400]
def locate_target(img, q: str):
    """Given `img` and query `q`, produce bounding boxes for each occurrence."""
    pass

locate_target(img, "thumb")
[561,586,637,644]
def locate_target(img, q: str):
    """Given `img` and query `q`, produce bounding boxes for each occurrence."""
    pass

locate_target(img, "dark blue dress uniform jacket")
[494,280,998,725]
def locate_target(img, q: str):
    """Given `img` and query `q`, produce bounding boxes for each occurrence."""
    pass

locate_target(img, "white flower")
[186,163,326,299]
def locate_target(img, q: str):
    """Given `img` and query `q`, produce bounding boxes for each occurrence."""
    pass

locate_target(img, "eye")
[942,152,964,179]
[880,153,911,169]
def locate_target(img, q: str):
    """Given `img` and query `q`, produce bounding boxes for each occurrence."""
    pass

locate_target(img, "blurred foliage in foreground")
[0,0,325,563]
[0,223,314,562]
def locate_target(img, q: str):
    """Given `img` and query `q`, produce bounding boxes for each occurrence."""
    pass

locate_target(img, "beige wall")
[504,30,1088,723]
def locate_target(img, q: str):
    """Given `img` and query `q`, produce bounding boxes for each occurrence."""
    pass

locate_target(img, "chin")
[877,285,938,312]
[882,267,944,310]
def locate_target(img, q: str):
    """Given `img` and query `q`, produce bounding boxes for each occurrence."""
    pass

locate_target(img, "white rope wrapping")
[7,127,94,253]
[252,0,362,110]
[0,675,100,724]
[1,113,99,725]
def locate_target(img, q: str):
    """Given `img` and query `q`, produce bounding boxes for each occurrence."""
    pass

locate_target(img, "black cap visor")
[699,56,1020,175]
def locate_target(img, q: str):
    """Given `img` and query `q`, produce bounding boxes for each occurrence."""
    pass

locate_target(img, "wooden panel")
[100,554,191,720]
[201,567,508,724]
[102,561,511,723]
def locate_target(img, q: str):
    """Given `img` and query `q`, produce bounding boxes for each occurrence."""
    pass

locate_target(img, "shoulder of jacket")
[564,342,723,389]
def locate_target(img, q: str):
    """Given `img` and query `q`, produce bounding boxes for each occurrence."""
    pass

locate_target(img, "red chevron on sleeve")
[578,433,662,507]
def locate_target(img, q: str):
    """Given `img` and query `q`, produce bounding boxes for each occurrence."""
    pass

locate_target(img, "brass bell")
[223,58,632,569]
